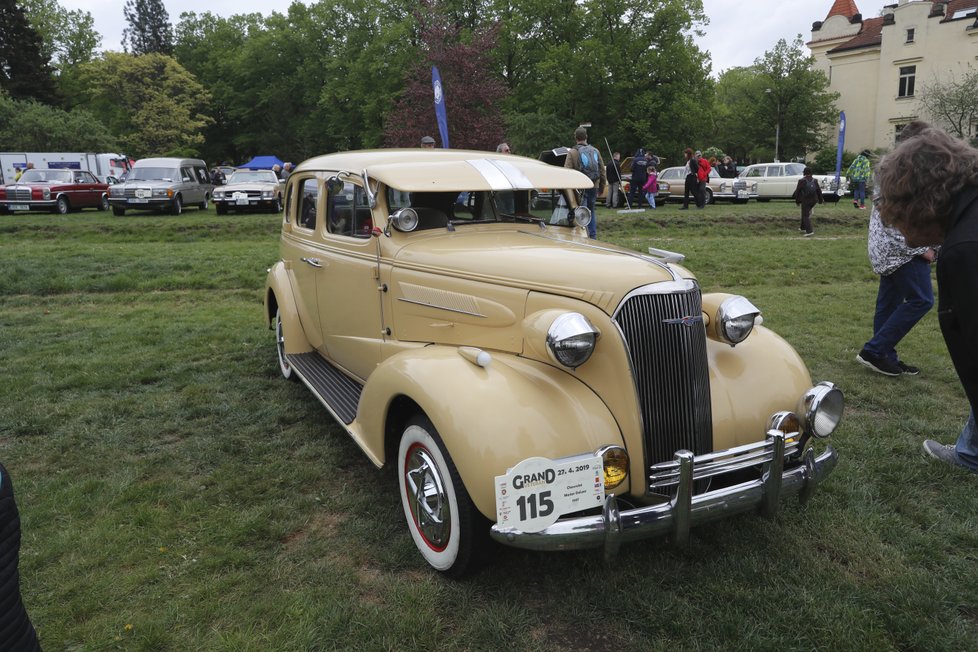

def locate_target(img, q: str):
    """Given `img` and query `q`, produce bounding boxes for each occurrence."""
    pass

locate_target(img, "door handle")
[301,257,322,268]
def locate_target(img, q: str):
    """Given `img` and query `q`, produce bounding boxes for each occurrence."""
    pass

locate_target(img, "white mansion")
[809,0,978,152]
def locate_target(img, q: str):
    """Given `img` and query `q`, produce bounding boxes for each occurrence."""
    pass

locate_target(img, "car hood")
[391,227,691,314]
[221,182,278,192]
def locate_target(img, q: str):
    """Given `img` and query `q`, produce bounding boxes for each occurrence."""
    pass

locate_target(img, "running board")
[287,353,363,424]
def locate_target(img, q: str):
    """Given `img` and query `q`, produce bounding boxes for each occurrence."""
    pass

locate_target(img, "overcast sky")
[60,0,892,75]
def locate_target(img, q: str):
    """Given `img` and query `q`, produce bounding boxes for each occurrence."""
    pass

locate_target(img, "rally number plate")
[494,454,604,533]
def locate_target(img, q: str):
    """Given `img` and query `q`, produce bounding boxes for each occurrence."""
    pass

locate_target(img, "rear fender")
[358,346,624,518]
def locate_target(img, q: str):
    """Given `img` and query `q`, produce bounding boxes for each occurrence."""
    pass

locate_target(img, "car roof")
[297,149,594,192]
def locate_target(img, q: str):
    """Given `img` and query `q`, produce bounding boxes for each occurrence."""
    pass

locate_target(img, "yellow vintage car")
[264,149,843,576]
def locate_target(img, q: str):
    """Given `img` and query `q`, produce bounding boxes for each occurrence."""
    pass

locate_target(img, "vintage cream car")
[739,162,848,202]
[264,149,843,576]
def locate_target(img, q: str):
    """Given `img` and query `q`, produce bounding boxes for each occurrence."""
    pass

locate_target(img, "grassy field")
[2,198,977,651]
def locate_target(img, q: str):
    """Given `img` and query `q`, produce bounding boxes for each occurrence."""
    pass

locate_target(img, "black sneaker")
[856,349,902,376]
[897,361,920,375]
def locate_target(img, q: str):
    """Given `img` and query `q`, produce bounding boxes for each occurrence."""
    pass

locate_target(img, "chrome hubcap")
[405,445,449,549]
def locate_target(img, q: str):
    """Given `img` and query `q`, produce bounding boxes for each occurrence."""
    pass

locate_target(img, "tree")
[383,1,507,150]
[751,37,839,161]
[0,90,117,150]
[0,0,59,103]
[917,66,978,145]
[123,0,174,55]
[19,0,101,73]
[76,52,212,157]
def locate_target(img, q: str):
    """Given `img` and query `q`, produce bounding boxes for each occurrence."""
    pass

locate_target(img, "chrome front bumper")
[489,431,837,558]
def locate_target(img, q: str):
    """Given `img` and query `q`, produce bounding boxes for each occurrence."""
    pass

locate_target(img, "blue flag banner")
[432,66,449,149]
[834,111,846,188]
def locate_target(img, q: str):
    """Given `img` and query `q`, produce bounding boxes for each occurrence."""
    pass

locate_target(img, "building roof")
[825,0,861,20]
[940,0,978,22]
[827,16,884,53]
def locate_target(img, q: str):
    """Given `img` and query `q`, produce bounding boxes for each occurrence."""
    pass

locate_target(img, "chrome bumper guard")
[489,431,837,558]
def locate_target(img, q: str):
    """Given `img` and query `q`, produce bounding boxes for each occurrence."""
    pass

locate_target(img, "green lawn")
[2,200,977,651]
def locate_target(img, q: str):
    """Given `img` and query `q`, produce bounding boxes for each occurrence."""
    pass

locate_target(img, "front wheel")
[398,415,488,577]
[272,196,282,213]
[275,309,297,381]
[99,195,110,211]
[703,187,714,205]
[56,196,70,214]
[171,195,183,215]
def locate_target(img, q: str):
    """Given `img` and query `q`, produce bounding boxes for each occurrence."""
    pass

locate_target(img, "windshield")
[228,171,278,184]
[385,187,579,229]
[19,169,72,183]
[130,167,180,181]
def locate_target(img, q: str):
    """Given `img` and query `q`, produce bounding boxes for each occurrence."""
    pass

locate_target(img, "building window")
[898,66,916,97]
[906,28,915,42]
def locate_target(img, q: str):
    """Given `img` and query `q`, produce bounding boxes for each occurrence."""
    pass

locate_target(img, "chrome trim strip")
[489,441,838,554]
[465,159,534,190]
[397,297,485,317]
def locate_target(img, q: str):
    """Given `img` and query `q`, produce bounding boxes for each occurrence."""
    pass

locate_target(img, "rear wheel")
[198,194,209,210]
[398,415,488,577]
[99,195,110,211]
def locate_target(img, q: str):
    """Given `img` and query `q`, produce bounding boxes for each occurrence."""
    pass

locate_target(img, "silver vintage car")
[213,169,284,214]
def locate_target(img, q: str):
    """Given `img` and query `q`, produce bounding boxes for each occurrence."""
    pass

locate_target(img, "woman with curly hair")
[877,125,978,472]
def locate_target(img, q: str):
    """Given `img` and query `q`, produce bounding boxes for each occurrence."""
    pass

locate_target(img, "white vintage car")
[213,169,284,214]
[738,162,848,202]
[264,149,844,576]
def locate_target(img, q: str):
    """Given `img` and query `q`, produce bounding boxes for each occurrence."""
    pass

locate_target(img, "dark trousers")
[800,202,815,234]
[863,257,934,363]
[683,175,699,208]
[0,463,41,652]
[629,178,646,208]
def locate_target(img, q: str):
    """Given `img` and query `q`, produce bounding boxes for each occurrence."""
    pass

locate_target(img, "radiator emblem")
[662,315,703,327]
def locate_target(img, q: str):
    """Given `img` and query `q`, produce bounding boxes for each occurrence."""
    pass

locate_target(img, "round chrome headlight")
[573,206,591,229]
[797,381,844,439]
[546,312,599,369]
[716,295,761,346]
[390,207,419,232]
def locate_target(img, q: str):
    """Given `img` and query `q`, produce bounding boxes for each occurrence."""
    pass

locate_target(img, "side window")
[766,166,783,177]
[327,180,373,238]
[181,166,194,182]
[746,167,763,178]
[298,178,319,230]
[194,166,208,184]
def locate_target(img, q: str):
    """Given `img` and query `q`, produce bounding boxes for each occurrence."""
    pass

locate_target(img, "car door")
[283,176,324,351]
[314,178,383,380]
[75,171,100,208]
[744,166,768,197]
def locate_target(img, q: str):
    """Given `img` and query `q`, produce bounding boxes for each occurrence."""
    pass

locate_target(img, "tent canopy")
[239,155,284,170]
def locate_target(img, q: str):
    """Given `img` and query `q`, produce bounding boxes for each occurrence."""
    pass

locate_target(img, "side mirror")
[326,176,344,194]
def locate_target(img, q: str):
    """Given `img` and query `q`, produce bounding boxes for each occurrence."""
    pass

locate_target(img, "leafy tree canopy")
[124,0,174,55]
[917,66,978,146]
[19,0,101,73]
[0,0,59,103]
[76,52,212,158]
[0,90,117,150]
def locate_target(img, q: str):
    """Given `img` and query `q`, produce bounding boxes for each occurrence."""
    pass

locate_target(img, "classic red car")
[0,168,110,214]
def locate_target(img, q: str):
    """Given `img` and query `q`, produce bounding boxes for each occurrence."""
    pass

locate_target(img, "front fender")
[358,347,624,518]
[264,261,312,355]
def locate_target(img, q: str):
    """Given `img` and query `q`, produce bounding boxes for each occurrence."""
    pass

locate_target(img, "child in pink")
[642,167,658,209]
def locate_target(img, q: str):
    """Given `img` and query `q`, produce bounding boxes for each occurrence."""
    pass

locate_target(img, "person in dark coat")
[627,149,648,209]
[0,463,41,651]
[791,167,824,236]
[680,148,698,210]
[876,124,978,472]
[606,152,623,208]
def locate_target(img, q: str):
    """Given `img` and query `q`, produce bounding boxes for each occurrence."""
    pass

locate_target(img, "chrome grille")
[9,188,32,201]
[614,285,713,494]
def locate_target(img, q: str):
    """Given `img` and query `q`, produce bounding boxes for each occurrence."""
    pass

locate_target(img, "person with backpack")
[792,167,823,236]
[564,127,606,239]
[642,166,659,209]
[628,148,649,209]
